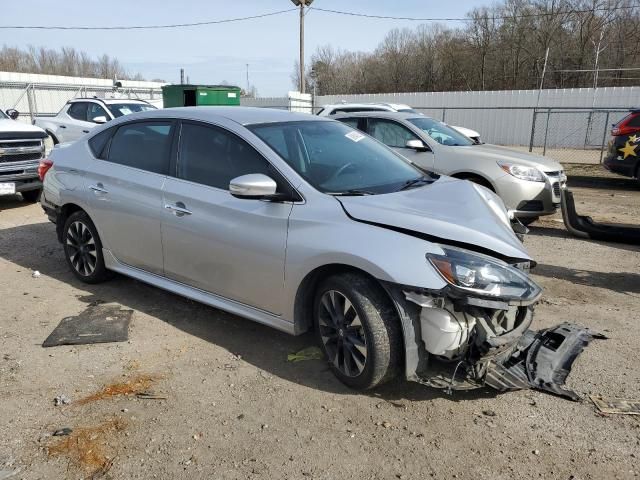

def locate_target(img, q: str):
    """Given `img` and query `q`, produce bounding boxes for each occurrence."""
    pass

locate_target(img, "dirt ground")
[1,164,639,480]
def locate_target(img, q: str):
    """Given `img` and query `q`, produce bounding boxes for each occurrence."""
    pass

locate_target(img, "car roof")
[68,98,151,105]
[331,111,430,121]
[322,103,393,111]
[374,103,414,110]
[322,103,415,112]
[104,106,330,126]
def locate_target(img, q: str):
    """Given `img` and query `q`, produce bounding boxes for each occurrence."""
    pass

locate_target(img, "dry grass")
[75,374,158,405]
[47,418,126,477]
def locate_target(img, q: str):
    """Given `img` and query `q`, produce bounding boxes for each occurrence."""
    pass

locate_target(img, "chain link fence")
[0,81,163,124]
[1,81,627,166]
[528,108,629,164]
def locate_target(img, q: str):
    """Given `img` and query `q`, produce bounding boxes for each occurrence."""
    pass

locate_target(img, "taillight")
[612,113,640,136]
[38,159,53,181]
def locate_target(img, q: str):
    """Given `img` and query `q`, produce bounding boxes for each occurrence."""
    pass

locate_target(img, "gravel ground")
[1,164,639,480]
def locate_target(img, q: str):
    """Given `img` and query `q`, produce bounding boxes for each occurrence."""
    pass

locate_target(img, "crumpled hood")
[338,176,532,261]
[447,144,563,172]
[0,118,47,137]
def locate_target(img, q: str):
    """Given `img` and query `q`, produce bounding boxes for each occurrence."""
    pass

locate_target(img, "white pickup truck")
[34,98,156,145]
[0,108,47,202]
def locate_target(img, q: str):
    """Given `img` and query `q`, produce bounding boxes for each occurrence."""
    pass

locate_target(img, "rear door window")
[106,121,173,174]
[88,127,115,159]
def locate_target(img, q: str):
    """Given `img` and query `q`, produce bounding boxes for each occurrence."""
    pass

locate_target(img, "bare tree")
[295,0,640,94]
[0,45,144,80]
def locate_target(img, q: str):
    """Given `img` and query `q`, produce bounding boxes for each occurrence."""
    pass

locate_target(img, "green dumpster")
[161,84,241,108]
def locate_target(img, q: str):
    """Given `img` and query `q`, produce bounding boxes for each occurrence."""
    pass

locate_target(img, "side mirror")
[229,174,278,199]
[406,139,429,152]
[92,115,108,124]
[6,109,19,120]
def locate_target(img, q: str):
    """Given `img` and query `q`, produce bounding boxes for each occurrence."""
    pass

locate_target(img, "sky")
[1,0,484,96]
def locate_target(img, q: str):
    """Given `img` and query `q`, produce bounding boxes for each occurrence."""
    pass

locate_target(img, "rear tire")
[62,211,113,284]
[21,189,41,203]
[314,273,401,390]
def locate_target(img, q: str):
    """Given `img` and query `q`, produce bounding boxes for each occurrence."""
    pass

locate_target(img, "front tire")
[314,273,401,390]
[21,189,41,203]
[62,211,113,284]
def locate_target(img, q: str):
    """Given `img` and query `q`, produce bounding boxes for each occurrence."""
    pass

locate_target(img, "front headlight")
[498,162,545,182]
[426,246,541,302]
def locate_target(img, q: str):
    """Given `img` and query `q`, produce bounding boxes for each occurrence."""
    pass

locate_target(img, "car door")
[85,120,175,274]
[366,117,435,170]
[63,102,96,141]
[161,120,292,315]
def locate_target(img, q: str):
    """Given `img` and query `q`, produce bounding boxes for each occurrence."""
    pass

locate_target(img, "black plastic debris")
[53,428,73,437]
[43,304,133,348]
[561,188,640,244]
[486,323,606,401]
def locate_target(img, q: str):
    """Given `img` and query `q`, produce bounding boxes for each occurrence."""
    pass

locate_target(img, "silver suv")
[35,98,156,145]
[40,107,588,397]
[334,112,566,224]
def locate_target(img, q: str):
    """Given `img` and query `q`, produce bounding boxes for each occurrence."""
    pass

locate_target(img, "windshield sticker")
[345,131,365,142]
[119,107,133,115]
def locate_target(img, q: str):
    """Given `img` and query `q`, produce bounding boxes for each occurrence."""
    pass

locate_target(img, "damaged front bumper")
[385,286,603,401]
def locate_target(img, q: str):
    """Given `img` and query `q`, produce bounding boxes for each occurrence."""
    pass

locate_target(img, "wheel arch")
[56,203,85,242]
[293,264,402,335]
[46,129,60,145]
[450,171,496,192]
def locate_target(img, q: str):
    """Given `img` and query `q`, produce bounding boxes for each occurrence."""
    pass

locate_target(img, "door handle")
[82,130,90,133]
[164,203,192,216]
[89,183,108,194]
[59,125,66,129]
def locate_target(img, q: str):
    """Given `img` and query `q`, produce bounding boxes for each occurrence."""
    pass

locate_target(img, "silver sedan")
[40,107,585,396]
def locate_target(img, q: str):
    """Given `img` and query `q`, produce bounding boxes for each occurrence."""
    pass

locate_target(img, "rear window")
[627,113,640,128]
[106,103,156,118]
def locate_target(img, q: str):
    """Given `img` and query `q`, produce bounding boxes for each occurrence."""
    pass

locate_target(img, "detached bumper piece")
[561,188,640,245]
[486,322,606,401]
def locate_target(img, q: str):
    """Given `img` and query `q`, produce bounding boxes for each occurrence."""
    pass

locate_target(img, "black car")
[603,108,640,184]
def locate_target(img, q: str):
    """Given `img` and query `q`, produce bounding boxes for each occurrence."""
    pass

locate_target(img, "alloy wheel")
[318,290,368,377]
[66,221,97,276]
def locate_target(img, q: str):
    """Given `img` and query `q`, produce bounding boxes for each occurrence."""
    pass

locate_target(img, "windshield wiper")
[398,176,431,191]
[327,189,376,196]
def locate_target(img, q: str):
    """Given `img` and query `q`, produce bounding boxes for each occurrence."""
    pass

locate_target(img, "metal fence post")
[542,108,551,156]
[599,111,610,164]
[528,109,537,152]
[442,107,446,122]
[26,84,35,124]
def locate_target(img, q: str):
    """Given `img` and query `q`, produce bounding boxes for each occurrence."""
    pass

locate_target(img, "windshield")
[106,103,156,118]
[249,121,425,195]
[407,117,474,146]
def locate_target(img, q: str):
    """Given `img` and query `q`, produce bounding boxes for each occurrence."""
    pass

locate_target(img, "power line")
[310,4,639,22]
[0,8,296,30]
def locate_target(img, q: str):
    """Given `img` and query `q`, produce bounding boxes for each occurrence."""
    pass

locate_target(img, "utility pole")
[246,63,250,94]
[180,68,184,85]
[291,0,313,94]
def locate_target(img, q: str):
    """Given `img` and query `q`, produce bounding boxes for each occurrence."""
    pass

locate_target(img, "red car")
[603,109,640,184]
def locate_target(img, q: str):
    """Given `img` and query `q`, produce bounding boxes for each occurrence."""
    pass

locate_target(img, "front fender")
[282,200,447,322]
